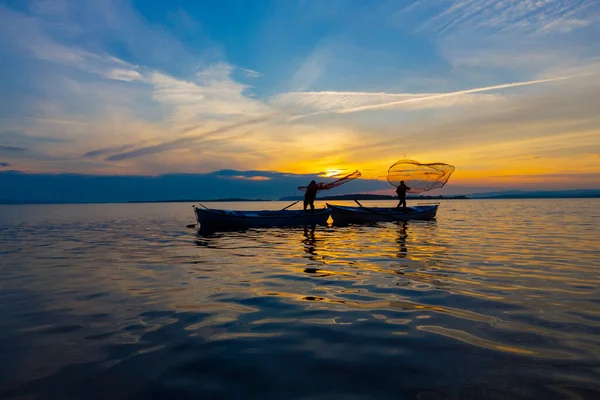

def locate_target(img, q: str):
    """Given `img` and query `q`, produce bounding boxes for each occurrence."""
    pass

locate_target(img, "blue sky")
[1,0,599,196]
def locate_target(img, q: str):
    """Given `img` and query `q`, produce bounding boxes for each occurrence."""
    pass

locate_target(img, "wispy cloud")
[285,72,595,118]
[243,69,263,78]
[105,115,271,161]
[273,91,502,114]
[1,5,138,80]
[228,175,271,181]
[106,68,143,82]
[0,131,69,144]
[334,73,596,114]
[409,0,600,35]
[83,143,143,158]
[0,145,28,152]
[150,65,269,120]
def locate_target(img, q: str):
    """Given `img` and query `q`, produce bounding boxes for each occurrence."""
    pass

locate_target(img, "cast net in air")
[387,160,455,193]
[298,170,361,191]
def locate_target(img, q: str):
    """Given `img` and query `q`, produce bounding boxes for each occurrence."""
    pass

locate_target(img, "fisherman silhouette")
[396,180,411,210]
[304,180,319,211]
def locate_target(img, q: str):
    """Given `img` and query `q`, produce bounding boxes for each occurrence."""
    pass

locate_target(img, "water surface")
[1,199,599,399]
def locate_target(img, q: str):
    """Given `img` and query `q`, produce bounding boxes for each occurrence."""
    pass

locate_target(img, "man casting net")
[387,160,455,193]
[298,170,361,211]
[298,170,362,192]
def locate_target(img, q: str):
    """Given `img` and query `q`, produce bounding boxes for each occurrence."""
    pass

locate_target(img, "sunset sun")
[322,169,345,178]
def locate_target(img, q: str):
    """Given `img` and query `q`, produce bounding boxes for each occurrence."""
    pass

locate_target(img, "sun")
[322,168,345,178]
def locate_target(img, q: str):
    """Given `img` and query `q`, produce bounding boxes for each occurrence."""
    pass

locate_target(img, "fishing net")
[387,160,455,193]
[298,170,361,191]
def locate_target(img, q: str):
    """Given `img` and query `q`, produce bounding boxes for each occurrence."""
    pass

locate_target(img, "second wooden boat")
[327,203,438,224]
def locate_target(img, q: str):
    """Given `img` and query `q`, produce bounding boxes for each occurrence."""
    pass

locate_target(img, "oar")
[281,200,300,211]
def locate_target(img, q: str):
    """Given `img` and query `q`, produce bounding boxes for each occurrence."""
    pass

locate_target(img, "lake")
[1,199,599,399]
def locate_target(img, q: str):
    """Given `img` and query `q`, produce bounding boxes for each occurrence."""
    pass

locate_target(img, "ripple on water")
[0,200,599,399]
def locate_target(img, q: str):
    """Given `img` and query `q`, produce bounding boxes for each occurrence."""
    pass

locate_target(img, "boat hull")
[193,206,331,228]
[328,204,438,224]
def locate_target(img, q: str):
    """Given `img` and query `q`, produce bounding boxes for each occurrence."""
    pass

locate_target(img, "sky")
[1,0,599,198]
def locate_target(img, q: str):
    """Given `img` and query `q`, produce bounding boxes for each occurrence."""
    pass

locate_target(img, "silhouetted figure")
[396,180,410,209]
[304,180,319,211]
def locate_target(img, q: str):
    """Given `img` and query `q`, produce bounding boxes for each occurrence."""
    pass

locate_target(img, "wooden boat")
[327,203,438,224]
[193,205,331,228]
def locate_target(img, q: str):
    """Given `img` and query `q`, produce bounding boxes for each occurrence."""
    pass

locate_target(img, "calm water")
[1,199,599,399]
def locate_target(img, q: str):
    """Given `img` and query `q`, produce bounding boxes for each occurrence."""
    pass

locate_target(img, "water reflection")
[302,225,317,261]
[4,201,599,398]
[196,224,248,236]
[397,222,408,258]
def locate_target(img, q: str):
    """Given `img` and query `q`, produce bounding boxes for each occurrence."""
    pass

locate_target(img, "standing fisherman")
[303,180,319,211]
[396,180,410,210]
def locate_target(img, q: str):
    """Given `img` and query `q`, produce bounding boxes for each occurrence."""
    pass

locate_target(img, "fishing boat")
[193,204,331,228]
[327,203,438,224]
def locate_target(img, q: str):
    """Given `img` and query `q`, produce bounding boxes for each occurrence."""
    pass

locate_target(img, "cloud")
[408,0,600,35]
[83,143,143,158]
[286,72,596,118]
[228,175,271,181]
[106,68,143,82]
[105,115,271,161]
[0,145,28,152]
[0,6,138,81]
[243,69,263,78]
[19,0,219,74]
[0,131,69,144]
[0,162,10,167]
[149,65,271,120]
[273,91,502,114]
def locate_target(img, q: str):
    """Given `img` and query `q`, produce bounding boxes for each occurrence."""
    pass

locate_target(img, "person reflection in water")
[304,180,319,212]
[397,222,408,258]
[396,180,411,210]
[303,225,317,259]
